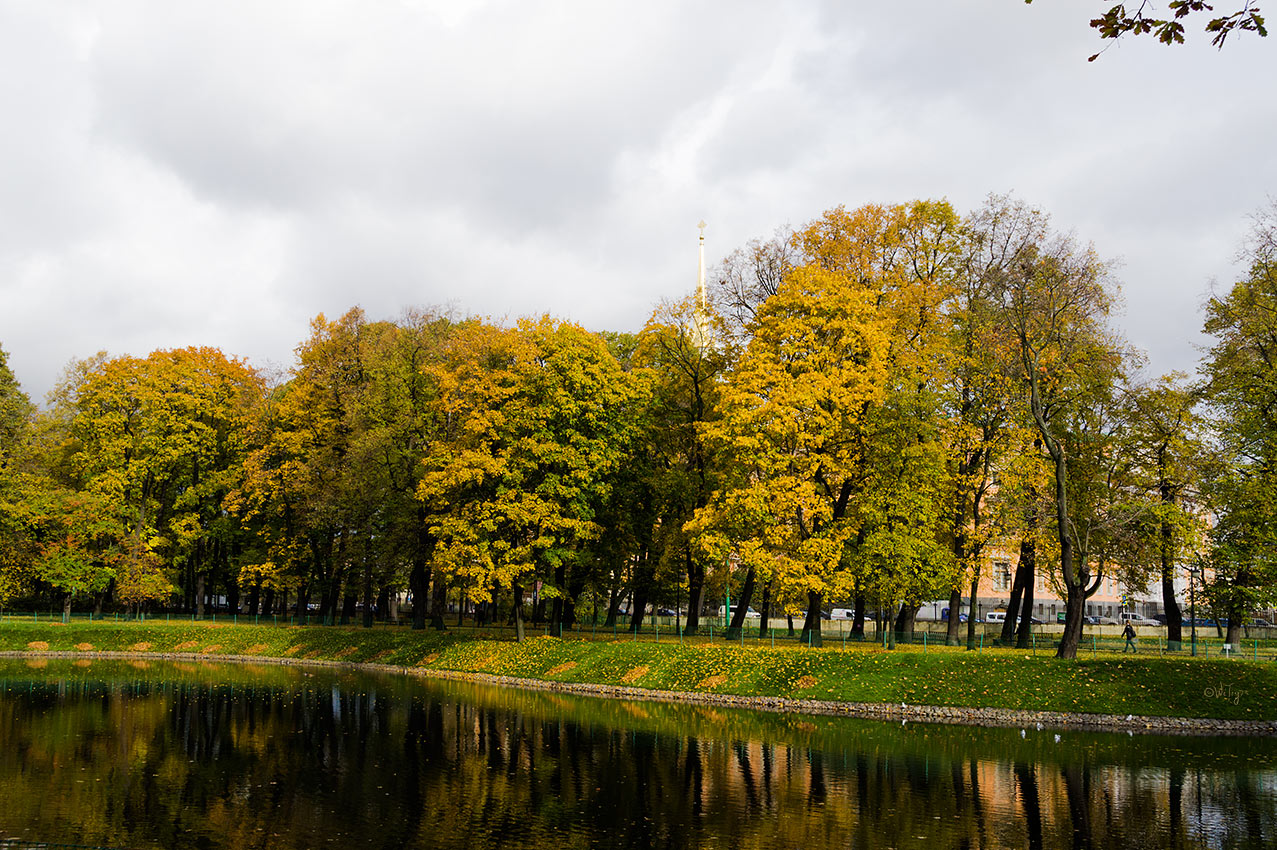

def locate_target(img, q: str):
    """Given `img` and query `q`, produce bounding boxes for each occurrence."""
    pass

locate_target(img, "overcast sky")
[1,1,1274,403]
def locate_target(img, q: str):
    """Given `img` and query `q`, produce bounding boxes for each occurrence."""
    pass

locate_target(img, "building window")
[992,562,1012,592]
[1038,603,1044,615]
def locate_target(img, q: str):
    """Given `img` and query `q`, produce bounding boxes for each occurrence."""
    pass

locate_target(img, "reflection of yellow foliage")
[25,659,47,669]
[74,642,94,651]
[73,659,91,668]
[26,641,49,651]
[621,666,649,683]
[129,660,150,670]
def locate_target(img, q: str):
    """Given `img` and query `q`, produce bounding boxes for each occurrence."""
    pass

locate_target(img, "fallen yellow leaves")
[621,666,649,684]
[26,641,49,651]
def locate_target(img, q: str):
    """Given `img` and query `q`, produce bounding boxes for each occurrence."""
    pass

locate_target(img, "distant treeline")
[2,195,1275,657]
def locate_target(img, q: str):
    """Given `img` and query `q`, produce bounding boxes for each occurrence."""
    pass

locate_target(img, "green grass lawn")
[2,619,1274,721]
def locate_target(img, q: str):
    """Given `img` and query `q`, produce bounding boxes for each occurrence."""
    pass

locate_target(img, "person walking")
[1122,622,1137,654]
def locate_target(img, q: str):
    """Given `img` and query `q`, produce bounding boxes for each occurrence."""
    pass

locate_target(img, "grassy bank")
[2,620,1274,721]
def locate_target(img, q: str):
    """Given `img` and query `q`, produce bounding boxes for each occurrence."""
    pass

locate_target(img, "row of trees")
[2,195,1275,657]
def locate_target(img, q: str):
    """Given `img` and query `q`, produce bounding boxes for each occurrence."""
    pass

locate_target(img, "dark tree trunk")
[248,579,261,617]
[800,590,823,647]
[893,603,918,644]
[262,587,276,617]
[340,590,357,625]
[726,566,756,640]
[945,588,962,646]
[1001,579,1024,644]
[376,585,391,623]
[511,580,526,642]
[683,545,706,636]
[852,591,867,638]
[965,568,981,650]
[1015,539,1037,649]
[757,578,773,639]
[430,575,447,631]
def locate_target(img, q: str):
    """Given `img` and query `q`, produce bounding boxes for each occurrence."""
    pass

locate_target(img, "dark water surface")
[0,659,1274,849]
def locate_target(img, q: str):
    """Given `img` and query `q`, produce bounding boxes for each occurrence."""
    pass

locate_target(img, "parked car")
[653,607,678,618]
[941,608,967,623]
[1119,613,1159,626]
[1251,618,1273,627]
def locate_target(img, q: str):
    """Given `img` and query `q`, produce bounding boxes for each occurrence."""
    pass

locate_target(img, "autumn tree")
[990,199,1131,658]
[1122,374,1209,646]
[0,344,35,604]
[703,202,961,647]
[421,317,643,640]
[1199,201,1277,642]
[66,347,261,612]
[634,296,731,635]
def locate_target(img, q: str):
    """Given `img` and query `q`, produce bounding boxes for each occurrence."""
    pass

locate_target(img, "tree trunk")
[683,545,706,636]
[1015,538,1037,650]
[512,580,526,642]
[1001,577,1024,644]
[63,593,72,621]
[757,579,773,639]
[196,572,206,619]
[893,603,919,645]
[945,588,962,645]
[965,569,981,650]
[430,575,448,630]
[725,566,756,640]
[852,591,867,638]
[800,590,823,647]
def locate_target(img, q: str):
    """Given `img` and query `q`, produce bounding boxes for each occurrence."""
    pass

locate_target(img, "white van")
[1119,613,1158,626]
[718,605,761,619]
[985,611,1007,624]
[830,608,855,620]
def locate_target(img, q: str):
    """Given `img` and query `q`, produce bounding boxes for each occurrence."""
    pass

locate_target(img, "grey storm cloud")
[0,0,1274,403]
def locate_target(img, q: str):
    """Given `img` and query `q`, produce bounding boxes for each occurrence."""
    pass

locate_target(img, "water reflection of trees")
[0,671,1273,849]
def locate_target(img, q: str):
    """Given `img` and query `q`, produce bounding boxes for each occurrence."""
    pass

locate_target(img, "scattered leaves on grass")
[243,644,269,655]
[74,643,94,652]
[129,642,152,652]
[621,666,649,684]
[174,641,200,651]
[698,674,728,689]
[545,662,577,676]
[199,645,222,655]
[26,641,49,651]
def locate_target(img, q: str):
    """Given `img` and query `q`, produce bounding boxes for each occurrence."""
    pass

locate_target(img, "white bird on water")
[1054,734,1062,743]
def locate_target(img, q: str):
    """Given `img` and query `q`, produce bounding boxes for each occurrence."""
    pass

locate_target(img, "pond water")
[0,659,1274,849]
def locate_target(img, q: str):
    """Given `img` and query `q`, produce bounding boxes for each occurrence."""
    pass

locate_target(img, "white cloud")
[0,0,1273,401]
